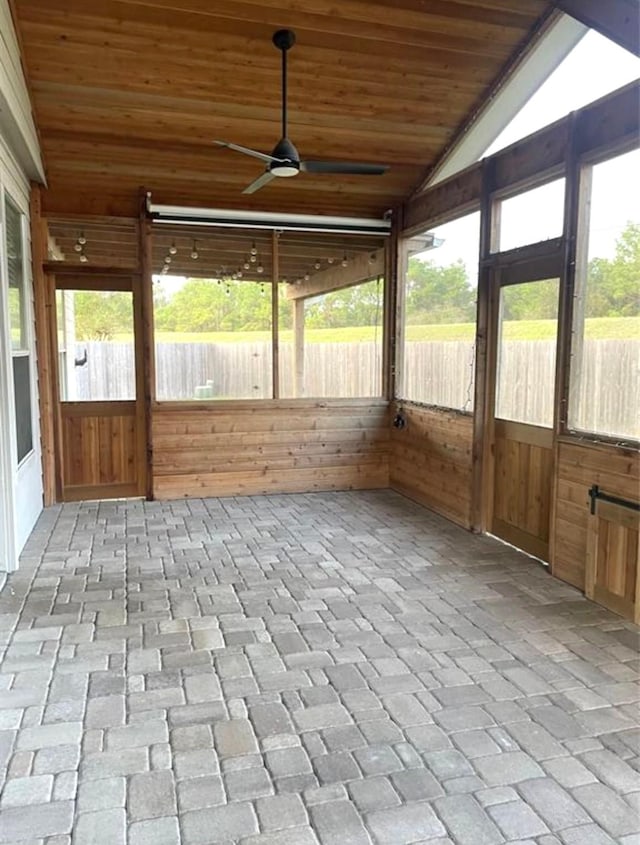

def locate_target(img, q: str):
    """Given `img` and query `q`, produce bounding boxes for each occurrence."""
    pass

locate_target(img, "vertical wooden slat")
[29,185,57,504]
[292,299,304,398]
[138,190,154,499]
[271,230,280,400]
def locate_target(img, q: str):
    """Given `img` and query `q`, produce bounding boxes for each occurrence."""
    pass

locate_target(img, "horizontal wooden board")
[152,400,390,498]
[389,404,473,528]
[551,439,640,590]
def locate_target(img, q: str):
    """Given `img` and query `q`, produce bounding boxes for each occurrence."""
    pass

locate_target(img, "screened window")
[568,147,640,441]
[5,195,33,463]
[55,289,135,401]
[398,212,480,411]
[496,279,560,427]
[279,277,384,399]
[494,178,565,252]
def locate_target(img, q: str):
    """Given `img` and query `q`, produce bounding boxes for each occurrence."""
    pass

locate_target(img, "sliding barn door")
[52,274,146,501]
[586,495,639,623]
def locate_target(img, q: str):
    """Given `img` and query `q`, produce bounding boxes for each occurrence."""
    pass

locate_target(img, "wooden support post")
[470,159,496,533]
[549,114,581,574]
[29,185,57,505]
[292,299,304,398]
[271,230,280,399]
[138,189,155,499]
[385,207,403,401]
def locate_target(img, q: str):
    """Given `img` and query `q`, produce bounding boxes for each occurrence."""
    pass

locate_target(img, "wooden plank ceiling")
[13,0,553,219]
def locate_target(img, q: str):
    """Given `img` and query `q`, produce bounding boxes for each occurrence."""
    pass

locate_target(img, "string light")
[165,255,172,264]
[257,259,264,274]
[79,252,88,263]
[169,241,177,255]
[243,259,250,270]
[341,253,348,268]
[314,260,321,270]
[190,240,199,260]
[78,232,86,246]
[73,242,82,253]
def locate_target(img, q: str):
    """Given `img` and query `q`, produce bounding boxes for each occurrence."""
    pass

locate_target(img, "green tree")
[305,279,383,329]
[405,258,475,324]
[73,291,132,340]
[585,221,640,317]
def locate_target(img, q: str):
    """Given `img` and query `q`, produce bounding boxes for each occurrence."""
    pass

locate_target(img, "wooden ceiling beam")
[286,248,384,299]
[551,0,639,56]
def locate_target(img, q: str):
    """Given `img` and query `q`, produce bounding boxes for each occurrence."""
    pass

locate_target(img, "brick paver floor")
[0,490,638,844]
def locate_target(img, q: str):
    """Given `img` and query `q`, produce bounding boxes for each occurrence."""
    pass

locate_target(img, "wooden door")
[586,494,639,623]
[489,275,560,561]
[51,274,146,501]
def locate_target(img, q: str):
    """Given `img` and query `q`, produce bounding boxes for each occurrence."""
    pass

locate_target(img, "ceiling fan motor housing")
[270,137,300,176]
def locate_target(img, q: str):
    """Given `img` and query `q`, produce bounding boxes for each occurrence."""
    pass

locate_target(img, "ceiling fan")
[215,29,390,195]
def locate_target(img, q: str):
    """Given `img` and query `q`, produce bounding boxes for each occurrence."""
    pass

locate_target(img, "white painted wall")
[0,1,44,571]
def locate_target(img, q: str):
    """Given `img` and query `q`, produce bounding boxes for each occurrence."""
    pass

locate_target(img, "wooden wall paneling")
[139,191,155,499]
[553,440,640,590]
[389,405,474,529]
[152,400,390,499]
[30,185,56,504]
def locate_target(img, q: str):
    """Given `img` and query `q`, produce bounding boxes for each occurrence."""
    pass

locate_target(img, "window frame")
[563,137,640,446]
[395,206,481,414]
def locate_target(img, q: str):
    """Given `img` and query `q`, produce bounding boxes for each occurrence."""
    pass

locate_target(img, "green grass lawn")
[119,316,639,344]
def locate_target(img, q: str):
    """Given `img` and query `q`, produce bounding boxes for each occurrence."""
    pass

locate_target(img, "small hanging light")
[73,242,82,253]
[243,259,250,270]
[78,232,86,246]
[304,271,310,281]
[257,260,264,274]
[250,241,257,256]
[341,253,348,268]
[190,240,199,260]
[169,241,177,255]
[237,269,243,279]
[314,260,321,270]
[327,257,334,264]
[79,252,88,263]
[165,254,172,264]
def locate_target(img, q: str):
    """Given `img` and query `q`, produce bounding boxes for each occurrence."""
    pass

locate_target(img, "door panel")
[490,277,559,561]
[53,278,145,502]
[493,420,553,560]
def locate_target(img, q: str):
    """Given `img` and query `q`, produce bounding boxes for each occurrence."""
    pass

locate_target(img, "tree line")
[71,222,639,338]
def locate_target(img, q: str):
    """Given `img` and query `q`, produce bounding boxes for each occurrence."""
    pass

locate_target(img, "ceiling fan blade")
[301,160,389,175]
[242,170,276,195]
[215,140,280,164]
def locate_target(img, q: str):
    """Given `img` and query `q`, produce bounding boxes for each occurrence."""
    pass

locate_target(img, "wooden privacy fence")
[71,339,639,438]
